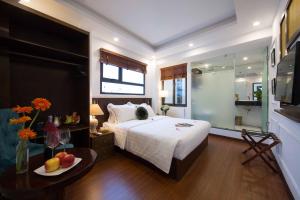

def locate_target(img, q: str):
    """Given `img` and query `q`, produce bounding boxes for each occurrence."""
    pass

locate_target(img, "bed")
[92,98,211,180]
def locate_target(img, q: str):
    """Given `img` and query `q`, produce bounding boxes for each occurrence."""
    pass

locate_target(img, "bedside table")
[89,132,114,161]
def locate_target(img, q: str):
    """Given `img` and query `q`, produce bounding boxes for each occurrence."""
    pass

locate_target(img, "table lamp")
[160,90,168,104]
[90,104,104,134]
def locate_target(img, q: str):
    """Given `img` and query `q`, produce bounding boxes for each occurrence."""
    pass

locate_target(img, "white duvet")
[104,116,211,173]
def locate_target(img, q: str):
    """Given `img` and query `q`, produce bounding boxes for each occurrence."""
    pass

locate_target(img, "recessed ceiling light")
[113,37,119,42]
[204,64,209,68]
[189,43,194,47]
[247,66,252,69]
[222,66,226,69]
[243,57,248,61]
[253,21,261,27]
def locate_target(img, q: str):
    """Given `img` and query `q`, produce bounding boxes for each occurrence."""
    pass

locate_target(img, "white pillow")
[108,103,137,123]
[140,103,156,117]
[127,102,138,107]
[107,103,117,123]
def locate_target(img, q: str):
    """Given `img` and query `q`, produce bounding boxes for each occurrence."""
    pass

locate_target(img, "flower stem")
[29,110,40,128]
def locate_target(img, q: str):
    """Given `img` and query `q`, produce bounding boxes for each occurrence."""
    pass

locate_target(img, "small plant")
[160,105,170,115]
[254,88,262,101]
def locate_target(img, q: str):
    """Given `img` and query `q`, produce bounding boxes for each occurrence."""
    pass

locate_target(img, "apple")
[61,154,75,168]
[45,157,60,173]
[55,152,68,162]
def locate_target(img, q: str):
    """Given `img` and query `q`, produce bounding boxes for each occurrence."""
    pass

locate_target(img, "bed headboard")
[92,97,152,127]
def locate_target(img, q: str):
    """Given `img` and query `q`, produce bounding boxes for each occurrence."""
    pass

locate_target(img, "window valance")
[160,63,187,80]
[100,48,147,73]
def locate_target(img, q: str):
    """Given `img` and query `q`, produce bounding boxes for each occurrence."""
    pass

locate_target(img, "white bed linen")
[103,116,211,173]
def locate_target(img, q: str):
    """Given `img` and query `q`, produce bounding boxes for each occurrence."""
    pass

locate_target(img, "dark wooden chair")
[241,129,281,173]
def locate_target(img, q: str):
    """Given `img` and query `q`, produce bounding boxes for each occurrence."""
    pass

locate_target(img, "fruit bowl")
[34,157,82,176]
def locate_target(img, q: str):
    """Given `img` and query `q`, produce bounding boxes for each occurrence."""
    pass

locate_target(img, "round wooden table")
[0,148,97,200]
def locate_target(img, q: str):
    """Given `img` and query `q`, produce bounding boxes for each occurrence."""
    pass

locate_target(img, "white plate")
[34,157,82,176]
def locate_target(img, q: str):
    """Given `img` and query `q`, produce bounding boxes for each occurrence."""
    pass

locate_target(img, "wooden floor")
[65,135,292,200]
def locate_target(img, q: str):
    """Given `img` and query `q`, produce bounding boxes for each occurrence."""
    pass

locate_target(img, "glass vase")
[16,140,29,174]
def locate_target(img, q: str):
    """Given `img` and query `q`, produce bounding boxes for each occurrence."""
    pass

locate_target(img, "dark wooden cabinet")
[90,132,114,161]
[0,0,90,147]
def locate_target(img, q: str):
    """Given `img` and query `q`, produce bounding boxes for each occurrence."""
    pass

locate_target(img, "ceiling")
[71,0,236,47]
[62,0,279,60]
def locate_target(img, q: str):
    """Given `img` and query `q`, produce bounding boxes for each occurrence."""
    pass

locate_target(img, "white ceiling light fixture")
[222,66,226,69]
[235,78,246,82]
[253,21,261,27]
[113,37,119,42]
[247,66,252,69]
[189,43,194,47]
[243,57,248,61]
[204,64,209,68]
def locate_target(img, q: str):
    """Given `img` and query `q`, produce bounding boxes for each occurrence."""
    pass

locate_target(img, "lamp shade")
[90,104,104,116]
[160,90,168,98]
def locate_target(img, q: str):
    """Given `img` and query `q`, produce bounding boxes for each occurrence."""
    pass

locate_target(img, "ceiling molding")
[62,0,155,49]
[64,0,238,49]
[154,15,237,49]
[156,28,272,67]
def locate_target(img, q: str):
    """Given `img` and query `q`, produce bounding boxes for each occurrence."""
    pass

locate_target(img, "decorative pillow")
[108,104,136,123]
[135,107,148,120]
[141,103,156,117]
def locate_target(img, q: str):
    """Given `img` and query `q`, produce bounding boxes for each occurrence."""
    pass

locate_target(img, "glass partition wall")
[191,48,268,133]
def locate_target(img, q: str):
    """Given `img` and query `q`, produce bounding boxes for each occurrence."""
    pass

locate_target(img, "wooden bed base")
[115,136,208,180]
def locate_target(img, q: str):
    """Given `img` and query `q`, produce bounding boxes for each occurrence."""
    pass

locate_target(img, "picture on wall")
[271,48,276,67]
[286,0,300,48]
[272,78,276,95]
[280,13,287,59]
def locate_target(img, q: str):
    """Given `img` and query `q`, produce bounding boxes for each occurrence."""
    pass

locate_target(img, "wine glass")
[59,129,71,152]
[45,131,60,157]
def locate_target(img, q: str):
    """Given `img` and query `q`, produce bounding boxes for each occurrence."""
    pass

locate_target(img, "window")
[161,64,187,106]
[163,80,174,104]
[175,78,186,104]
[99,49,147,95]
[101,63,145,95]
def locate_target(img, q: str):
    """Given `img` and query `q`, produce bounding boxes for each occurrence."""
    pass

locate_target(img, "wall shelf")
[0,36,88,64]
[3,51,84,67]
[235,101,262,106]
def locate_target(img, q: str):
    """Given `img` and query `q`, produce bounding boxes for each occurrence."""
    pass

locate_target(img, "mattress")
[103,116,210,161]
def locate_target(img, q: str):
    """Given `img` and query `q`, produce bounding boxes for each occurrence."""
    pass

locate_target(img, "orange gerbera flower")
[9,116,32,125]
[12,105,33,114]
[32,98,51,111]
[18,128,37,140]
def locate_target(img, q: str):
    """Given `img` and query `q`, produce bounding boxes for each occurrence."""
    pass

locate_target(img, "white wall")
[235,106,262,127]
[269,0,300,199]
